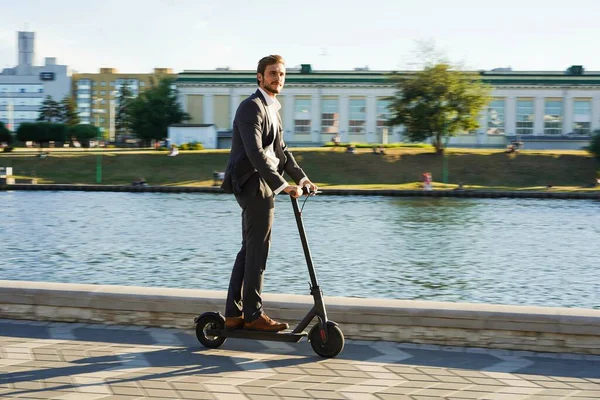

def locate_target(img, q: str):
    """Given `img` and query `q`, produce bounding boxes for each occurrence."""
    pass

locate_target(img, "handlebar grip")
[302,187,321,195]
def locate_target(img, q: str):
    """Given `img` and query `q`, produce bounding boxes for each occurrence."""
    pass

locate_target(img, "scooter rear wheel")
[195,314,226,349]
[309,322,344,358]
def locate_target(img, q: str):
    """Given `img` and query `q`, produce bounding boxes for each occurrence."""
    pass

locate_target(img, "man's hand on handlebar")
[302,180,319,196]
[284,185,303,198]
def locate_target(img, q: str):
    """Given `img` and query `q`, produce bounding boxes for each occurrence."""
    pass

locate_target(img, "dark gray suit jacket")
[221,90,306,196]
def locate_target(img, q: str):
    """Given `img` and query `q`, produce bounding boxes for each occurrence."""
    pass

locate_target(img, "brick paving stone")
[271,388,312,397]
[571,391,600,398]
[465,377,506,386]
[177,390,214,399]
[480,394,530,400]
[2,320,600,400]
[534,380,578,389]
[535,388,579,397]
[412,396,450,400]
[143,388,181,398]
[429,382,474,391]
[211,393,249,400]
[304,389,347,399]
[238,385,276,396]
[107,386,145,396]
[431,374,473,384]
[376,395,412,400]
[411,388,459,397]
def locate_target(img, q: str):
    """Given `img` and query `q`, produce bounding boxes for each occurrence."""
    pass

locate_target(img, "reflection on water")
[1,191,599,309]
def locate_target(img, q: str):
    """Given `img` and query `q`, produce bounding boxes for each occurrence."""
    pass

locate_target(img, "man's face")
[258,63,285,95]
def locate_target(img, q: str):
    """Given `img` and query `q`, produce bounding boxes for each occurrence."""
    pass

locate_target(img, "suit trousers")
[225,174,275,322]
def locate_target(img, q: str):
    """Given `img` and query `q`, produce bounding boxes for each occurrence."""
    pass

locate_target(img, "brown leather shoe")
[244,314,289,332]
[225,316,244,329]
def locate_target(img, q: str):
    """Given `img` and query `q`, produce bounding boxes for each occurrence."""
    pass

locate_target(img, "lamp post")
[93,97,103,183]
[441,108,455,185]
[442,135,449,184]
[109,91,117,142]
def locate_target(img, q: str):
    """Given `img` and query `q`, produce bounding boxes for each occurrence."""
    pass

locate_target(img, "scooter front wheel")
[195,313,226,349]
[309,322,344,358]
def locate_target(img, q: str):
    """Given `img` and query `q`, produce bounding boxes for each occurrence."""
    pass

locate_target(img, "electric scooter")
[194,189,344,358]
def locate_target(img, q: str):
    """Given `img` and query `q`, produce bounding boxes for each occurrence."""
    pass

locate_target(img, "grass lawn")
[1,147,598,191]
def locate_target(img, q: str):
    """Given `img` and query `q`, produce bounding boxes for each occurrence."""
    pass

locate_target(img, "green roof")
[175,70,600,87]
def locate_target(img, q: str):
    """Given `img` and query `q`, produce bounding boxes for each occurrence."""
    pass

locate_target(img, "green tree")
[59,96,80,126]
[128,78,190,145]
[115,80,134,142]
[16,122,67,145]
[0,121,12,144]
[588,129,600,159]
[389,64,491,154]
[68,124,99,147]
[37,96,61,123]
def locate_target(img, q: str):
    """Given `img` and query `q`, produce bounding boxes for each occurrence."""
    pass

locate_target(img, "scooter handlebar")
[302,186,321,196]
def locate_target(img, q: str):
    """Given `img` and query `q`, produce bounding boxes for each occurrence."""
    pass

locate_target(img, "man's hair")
[257,55,285,85]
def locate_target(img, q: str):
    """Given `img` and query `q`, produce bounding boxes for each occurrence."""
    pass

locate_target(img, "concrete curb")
[1,280,599,354]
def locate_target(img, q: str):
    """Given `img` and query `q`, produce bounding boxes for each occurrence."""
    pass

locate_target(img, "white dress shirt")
[258,87,308,194]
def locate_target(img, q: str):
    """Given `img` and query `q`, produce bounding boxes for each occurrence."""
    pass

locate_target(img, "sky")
[1,0,600,74]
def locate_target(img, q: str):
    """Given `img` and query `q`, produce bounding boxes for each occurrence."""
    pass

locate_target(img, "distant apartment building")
[71,68,174,141]
[0,32,70,131]
[176,64,600,150]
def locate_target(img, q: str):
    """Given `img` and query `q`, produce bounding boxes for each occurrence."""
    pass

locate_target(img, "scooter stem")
[290,196,319,288]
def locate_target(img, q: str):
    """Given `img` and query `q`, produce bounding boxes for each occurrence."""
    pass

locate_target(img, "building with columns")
[176,64,599,149]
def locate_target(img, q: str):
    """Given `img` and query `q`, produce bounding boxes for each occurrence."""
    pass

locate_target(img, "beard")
[261,77,282,94]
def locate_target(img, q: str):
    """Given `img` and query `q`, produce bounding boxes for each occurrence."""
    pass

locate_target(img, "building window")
[544,99,562,135]
[516,99,534,135]
[487,99,505,134]
[294,97,311,134]
[349,98,366,134]
[321,98,339,135]
[376,98,392,136]
[573,99,591,135]
[100,81,107,86]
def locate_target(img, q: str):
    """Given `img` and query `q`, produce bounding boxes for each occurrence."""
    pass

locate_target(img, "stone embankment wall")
[1,280,599,355]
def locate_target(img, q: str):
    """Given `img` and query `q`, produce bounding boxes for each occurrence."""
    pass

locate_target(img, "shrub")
[17,122,68,144]
[0,121,12,144]
[588,130,600,159]
[68,124,100,141]
[179,142,203,151]
[322,141,431,149]
[3,146,14,152]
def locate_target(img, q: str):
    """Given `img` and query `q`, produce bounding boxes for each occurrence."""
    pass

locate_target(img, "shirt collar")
[258,87,281,112]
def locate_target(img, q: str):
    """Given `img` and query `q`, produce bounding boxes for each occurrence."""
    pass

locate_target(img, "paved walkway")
[1,319,599,400]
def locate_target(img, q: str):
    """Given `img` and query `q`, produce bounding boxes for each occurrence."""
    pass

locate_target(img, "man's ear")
[257,73,262,84]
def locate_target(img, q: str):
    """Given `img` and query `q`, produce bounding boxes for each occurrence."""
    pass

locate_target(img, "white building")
[0,32,71,131]
[175,64,599,150]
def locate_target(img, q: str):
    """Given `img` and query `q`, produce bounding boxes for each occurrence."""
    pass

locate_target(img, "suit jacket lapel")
[256,89,275,137]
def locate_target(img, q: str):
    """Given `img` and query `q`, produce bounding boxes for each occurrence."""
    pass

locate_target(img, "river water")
[1,191,599,309]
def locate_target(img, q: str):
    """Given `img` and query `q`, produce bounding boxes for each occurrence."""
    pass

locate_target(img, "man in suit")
[221,55,318,332]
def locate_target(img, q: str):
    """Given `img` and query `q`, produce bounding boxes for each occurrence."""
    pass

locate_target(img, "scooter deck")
[208,328,308,343]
